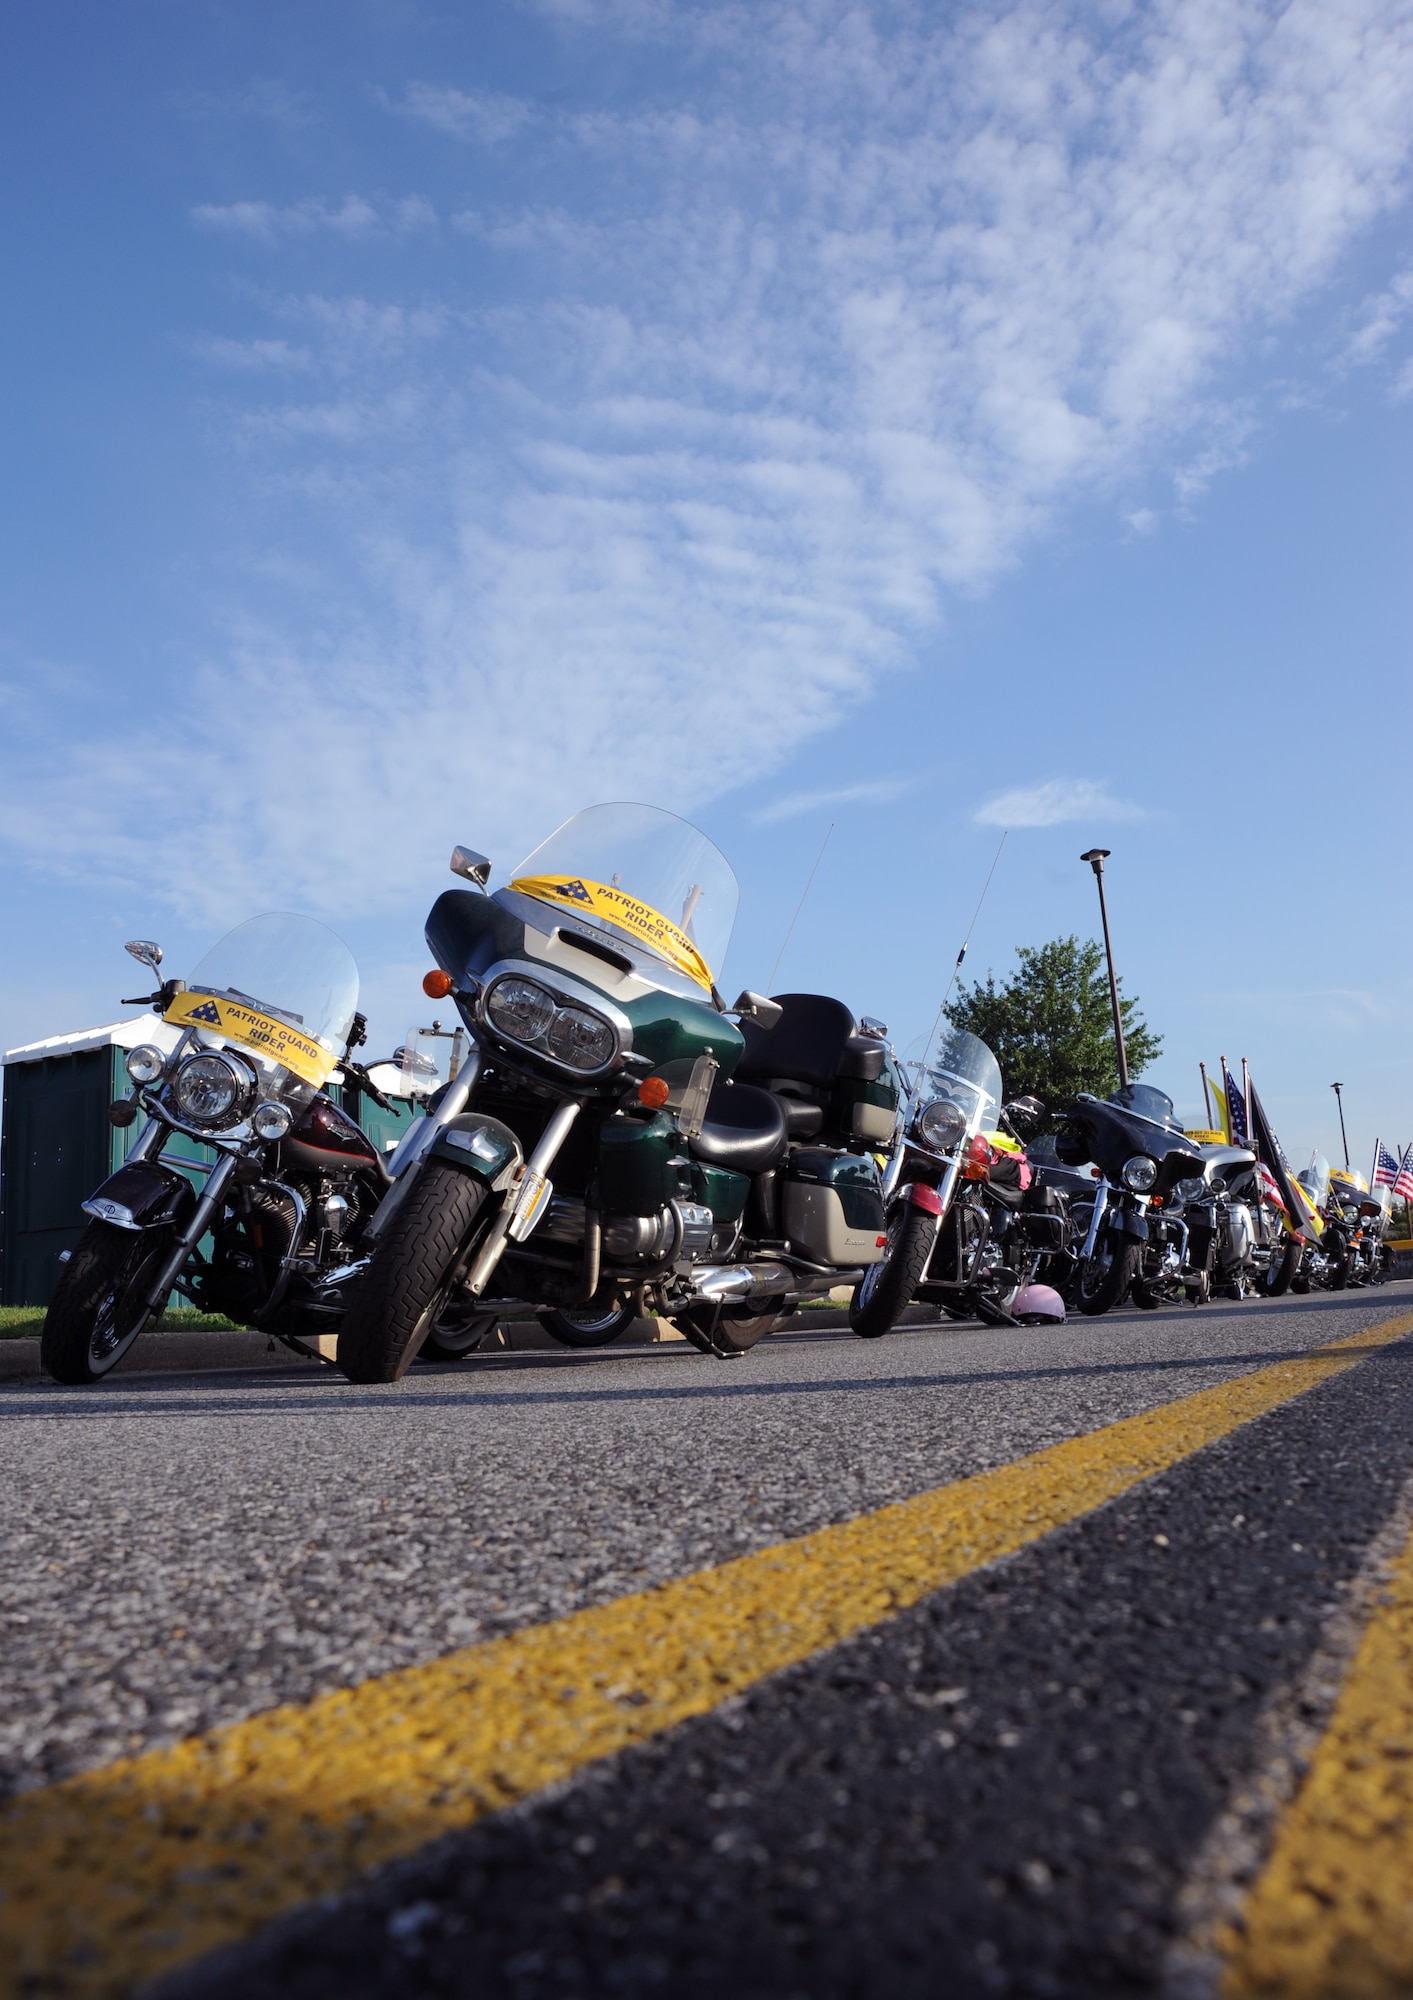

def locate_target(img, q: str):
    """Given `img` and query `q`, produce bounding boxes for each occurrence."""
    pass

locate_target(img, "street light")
[1080,848,1129,1091]
[1331,1082,1350,1170]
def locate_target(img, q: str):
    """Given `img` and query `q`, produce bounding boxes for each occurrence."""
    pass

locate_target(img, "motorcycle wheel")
[539,1303,637,1348]
[1259,1238,1300,1298]
[1291,1269,1311,1294]
[337,1163,491,1384]
[1075,1235,1140,1316]
[41,1222,173,1385]
[418,1307,501,1362]
[1185,1269,1212,1306]
[1130,1277,1164,1309]
[675,1302,783,1357]
[849,1207,937,1339]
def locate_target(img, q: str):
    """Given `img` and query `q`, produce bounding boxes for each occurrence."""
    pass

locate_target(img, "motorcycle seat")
[768,1083,826,1139]
[736,993,884,1089]
[688,1081,790,1175]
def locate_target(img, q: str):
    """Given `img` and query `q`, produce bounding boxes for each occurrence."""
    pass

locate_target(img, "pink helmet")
[1012,1284,1065,1325]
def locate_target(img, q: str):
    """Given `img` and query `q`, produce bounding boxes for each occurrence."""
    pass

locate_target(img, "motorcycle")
[336,803,899,1380]
[1054,1084,1208,1314]
[1318,1169,1389,1288]
[41,915,398,1384]
[850,1027,1049,1336]
[1159,1146,1299,1304]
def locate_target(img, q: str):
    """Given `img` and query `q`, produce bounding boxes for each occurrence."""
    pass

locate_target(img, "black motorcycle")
[1054,1084,1208,1315]
[42,915,397,1384]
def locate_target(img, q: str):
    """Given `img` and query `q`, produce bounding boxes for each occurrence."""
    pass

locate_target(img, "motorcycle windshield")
[1297,1155,1331,1203]
[166,912,359,1087]
[508,803,738,993]
[1108,1082,1181,1133]
[922,1028,1002,1139]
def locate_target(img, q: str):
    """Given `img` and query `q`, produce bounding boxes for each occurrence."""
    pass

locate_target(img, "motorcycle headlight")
[171,1052,244,1127]
[545,1004,617,1072]
[125,1044,166,1086]
[915,1097,967,1151]
[1175,1176,1206,1204]
[1123,1154,1158,1193]
[252,1099,294,1141]
[486,976,556,1045]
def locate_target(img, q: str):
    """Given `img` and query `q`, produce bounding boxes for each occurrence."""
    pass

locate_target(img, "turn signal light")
[423,969,453,999]
[963,1133,991,1180]
[638,1076,671,1109]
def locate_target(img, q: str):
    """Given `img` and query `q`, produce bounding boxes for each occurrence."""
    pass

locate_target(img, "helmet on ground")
[1012,1283,1065,1325]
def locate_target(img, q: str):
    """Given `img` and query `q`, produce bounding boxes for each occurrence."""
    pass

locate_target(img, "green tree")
[944,935,1163,1119]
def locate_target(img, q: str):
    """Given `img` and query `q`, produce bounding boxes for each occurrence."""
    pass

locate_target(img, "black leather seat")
[688,1081,790,1174]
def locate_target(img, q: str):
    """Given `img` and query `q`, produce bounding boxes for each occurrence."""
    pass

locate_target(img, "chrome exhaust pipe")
[687,1261,794,1307]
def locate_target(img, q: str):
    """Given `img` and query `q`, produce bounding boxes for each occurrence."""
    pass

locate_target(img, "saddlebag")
[782,1149,886,1266]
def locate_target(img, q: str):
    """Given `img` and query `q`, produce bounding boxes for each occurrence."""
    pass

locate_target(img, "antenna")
[914,830,1008,1084]
[766,822,834,994]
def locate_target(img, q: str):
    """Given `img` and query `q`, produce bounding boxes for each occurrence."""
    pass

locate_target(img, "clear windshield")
[508,803,738,993]
[1110,1082,1180,1132]
[1297,1154,1331,1203]
[921,1028,1002,1139]
[185,913,359,1062]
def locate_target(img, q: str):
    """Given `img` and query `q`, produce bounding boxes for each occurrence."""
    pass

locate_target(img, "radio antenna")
[766,822,834,994]
[915,830,1008,1081]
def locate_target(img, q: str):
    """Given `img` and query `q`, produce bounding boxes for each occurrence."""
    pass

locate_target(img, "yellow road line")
[1221,1480,1413,1996]
[4,1312,1411,2000]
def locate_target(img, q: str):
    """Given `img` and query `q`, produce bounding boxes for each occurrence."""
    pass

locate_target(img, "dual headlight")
[484,975,618,1074]
[914,1096,967,1152]
[1122,1154,1158,1193]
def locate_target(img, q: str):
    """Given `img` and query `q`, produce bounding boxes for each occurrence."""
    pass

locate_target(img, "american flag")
[1373,1141,1400,1190]
[1225,1070,1249,1147]
[1396,1146,1413,1204]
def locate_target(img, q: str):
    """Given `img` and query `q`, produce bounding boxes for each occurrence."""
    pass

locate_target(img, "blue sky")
[2,0,1411,1177]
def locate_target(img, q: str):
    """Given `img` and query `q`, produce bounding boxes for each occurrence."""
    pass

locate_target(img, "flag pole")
[1332,1082,1350,1170]
[1199,1060,1214,1128]
[1242,1058,1253,1156]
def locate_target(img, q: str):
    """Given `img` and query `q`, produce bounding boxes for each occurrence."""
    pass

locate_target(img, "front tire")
[41,1222,173,1384]
[850,1206,937,1339]
[1259,1236,1300,1297]
[675,1302,784,1357]
[338,1163,491,1383]
[1075,1233,1140,1316]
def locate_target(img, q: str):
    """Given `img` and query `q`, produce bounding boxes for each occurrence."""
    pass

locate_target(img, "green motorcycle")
[337,803,898,1379]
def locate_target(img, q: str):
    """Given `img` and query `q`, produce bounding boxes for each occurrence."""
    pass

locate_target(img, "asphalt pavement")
[4,1284,1413,1997]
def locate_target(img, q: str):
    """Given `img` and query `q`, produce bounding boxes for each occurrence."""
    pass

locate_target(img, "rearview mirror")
[1002,1095,1045,1129]
[859,1016,888,1040]
[124,940,163,973]
[450,846,492,887]
[731,990,783,1029]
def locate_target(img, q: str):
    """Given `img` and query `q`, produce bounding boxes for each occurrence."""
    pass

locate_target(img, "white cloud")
[6,0,1413,920]
[399,83,533,143]
[191,195,434,241]
[751,778,912,826]
[974,779,1146,829]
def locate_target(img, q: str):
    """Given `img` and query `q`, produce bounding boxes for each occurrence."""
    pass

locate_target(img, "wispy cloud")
[751,778,912,826]
[191,195,434,241]
[5,0,1412,919]
[398,82,533,144]
[974,779,1145,829]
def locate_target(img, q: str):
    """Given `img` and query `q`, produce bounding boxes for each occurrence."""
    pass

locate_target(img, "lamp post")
[1081,848,1128,1091]
[1331,1082,1350,1170]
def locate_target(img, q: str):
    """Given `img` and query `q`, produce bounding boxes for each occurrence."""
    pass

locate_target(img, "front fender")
[896,1181,944,1217]
[428,1113,523,1191]
[1110,1207,1149,1241]
[82,1160,197,1233]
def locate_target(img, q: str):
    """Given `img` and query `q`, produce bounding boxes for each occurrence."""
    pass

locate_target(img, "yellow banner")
[510,875,714,991]
[164,988,335,1087]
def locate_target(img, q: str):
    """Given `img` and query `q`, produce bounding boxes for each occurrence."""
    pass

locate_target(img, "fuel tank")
[284,1097,379,1173]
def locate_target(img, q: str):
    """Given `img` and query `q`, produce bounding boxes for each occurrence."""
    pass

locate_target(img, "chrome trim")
[365,1050,483,1244]
[158,1151,213,1178]
[140,1152,240,1315]
[1080,1179,1110,1261]
[464,1099,581,1296]
[475,956,633,1078]
[82,1197,140,1231]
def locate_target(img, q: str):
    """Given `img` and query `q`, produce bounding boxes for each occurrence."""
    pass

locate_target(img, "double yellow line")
[3,1312,1412,1999]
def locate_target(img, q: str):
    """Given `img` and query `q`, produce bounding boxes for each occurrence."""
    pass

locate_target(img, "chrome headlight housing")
[170,1051,252,1129]
[1174,1176,1207,1205]
[252,1099,294,1141]
[1123,1154,1158,1193]
[125,1044,166,1086]
[914,1097,967,1152]
[483,974,619,1075]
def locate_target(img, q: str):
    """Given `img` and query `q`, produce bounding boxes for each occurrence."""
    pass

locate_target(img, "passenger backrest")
[735,993,857,1090]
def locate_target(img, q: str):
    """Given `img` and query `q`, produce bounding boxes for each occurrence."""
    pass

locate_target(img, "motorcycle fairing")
[82,1159,198,1233]
[428,1114,523,1190]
